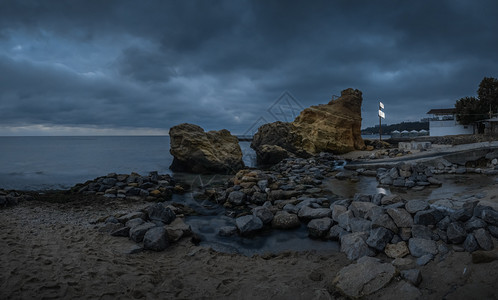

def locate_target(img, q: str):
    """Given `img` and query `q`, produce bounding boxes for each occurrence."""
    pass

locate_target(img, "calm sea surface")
[0,136,256,191]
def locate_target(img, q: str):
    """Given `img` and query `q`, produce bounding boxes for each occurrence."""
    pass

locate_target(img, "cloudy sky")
[1,0,497,136]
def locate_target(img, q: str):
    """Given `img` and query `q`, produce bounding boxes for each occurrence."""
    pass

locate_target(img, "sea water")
[0,136,256,190]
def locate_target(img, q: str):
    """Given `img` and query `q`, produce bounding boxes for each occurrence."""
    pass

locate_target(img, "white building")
[426,108,474,136]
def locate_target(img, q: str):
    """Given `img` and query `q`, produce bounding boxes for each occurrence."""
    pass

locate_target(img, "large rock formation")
[169,123,244,174]
[293,88,365,154]
[251,88,365,164]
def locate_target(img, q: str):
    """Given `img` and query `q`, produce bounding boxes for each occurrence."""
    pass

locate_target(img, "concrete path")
[344,141,498,169]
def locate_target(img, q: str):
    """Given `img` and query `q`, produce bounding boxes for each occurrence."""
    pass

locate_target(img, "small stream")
[172,163,497,256]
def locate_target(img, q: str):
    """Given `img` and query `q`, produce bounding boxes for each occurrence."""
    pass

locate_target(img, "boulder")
[169,123,244,174]
[350,202,379,219]
[340,232,375,260]
[143,227,169,251]
[463,233,479,252]
[236,215,263,235]
[129,222,156,243]
[253,206,274,224]
[298,206,331,220]
[332,256,396,298]
[413,208,445,226]
[387,208,413,228]
[146,203,176,225]
[400,269,422,287]
[328,225,348,240]
[307,217,333,238]
[481,208,498,226]
[408,238,438,258]
[474,228,494,250]
[272,211,301,229]
[405,200,429,214]
[371,214,399,234]
[385,241,410,258]
[292,88,365,154]
[447,222,467,244]
[251,88,365,163]
[227,191,246,206]
[164,218,191,242]
[366,227,394,251]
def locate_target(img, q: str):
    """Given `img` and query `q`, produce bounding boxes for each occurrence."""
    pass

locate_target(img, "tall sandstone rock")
[169,123,244,174]
[251,88,365,164]
[293,88,365,154]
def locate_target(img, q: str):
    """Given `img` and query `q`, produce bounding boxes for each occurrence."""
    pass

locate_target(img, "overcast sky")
[1,0,497,136]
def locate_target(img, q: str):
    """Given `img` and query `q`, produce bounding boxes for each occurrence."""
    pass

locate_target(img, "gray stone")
[228,191,246,205]
[380,194,403,206]
[385,241,410,258]
[451,201,477,222]
[428,177,442,185]
[105,216,120,224]
[464,233,479,252]
[333,256,396,298]
[164,218,191,242]
[387,208,413,227]
[257,179,268,191]
[399,227,412,241]
[371,214,399,233]
[404,180,416,188]
[129,222,156,243]
[328,225,348,240]
[236,215,263,235]
[411,225,434,240]
[393,178,406,187]
[250,192,267,205]
[408,238,438,257]
[436,216,452,231]
[447,222,467,244]
[308,217,333,238]
[110,226,130,237]
[400,269,422,287]
[340,232,375,260]
[474,228,494,250]
[372,193,385,206]
[488,225,498,238]
[118,211,146,223]
[367,227,394,251]
[350,201,379,218]
[125,218,145,229]
[143,226,169,251]
[337,210,355,231]
[414,208,445,226]
[405,200,429,214]
[379,175,393,185]
[218,226,238,237]
[465,217,487,232]
[146,203,176,225]
[353,193,372,202]
[364,206,385,221]
[252,206,273,224]
[349,217,372,233]
[272,211,301,229]
[298,206,331,220]
[416,254,434,266]
[331,204,347,222]
[389,167,399,178]
[481,209,498,225]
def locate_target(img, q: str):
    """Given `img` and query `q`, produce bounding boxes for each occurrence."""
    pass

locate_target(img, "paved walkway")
[345,141,498,169]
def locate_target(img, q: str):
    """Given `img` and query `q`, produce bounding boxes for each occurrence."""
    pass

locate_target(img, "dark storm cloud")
[0,0,497,135]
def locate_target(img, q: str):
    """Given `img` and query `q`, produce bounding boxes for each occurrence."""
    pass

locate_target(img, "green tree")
[455,96,481,125]
[477,77,498,117]
[455,77,498,124]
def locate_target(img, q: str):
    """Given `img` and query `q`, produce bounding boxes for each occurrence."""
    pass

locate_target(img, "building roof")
[427,108,456,115]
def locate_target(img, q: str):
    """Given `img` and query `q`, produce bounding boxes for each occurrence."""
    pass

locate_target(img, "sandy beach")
[2,168,498,299]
